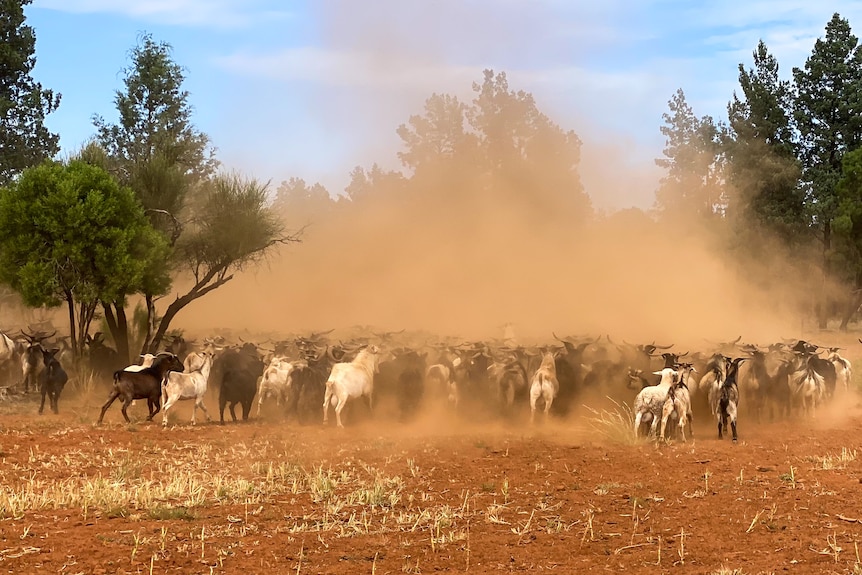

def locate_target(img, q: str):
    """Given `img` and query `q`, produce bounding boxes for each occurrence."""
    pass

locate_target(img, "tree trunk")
[77,301,97,357]
[146,272,233,353]
[115,302,129,363]
[102,301,131,364]
[140,293,157,355]
[64,290,78,357]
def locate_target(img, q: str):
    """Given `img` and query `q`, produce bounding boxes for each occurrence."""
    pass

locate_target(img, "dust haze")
[178,2,823,347]
[177,181,819,347]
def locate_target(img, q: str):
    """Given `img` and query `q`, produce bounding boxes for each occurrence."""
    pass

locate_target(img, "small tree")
[145,172,300,352]
[0,160,169,357]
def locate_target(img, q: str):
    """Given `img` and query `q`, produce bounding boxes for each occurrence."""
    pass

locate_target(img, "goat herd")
[0,328,855,442]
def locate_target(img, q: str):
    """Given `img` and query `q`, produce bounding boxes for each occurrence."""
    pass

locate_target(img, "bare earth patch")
[1,391,861,575]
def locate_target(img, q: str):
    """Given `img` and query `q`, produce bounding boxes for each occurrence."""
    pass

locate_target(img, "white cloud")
[32,0,291,28]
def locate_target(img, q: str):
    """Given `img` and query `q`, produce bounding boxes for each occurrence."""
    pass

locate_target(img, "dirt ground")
[0,384,861,575]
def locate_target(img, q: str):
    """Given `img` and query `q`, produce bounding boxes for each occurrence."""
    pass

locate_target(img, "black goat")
[97,352,184,424]
[715,357,746,442]
[211,343,264,424]
[38,348,68,415]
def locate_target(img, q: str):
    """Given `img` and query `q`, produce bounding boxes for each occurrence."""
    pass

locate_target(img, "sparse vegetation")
[583,398,638,444]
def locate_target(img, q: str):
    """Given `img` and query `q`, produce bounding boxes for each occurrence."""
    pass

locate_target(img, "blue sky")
[25,1,862,209]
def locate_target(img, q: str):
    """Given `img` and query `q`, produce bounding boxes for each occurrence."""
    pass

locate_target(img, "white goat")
[425,362,458,407]
[323,346,380,428]
[256,357,306,417]
[788,355,824,418]
[660,364,696,442]
[633,367,677,438]
[529,351,559,424]
[827,348,852,392]
[161,351,214,426]
[696,352,726,397]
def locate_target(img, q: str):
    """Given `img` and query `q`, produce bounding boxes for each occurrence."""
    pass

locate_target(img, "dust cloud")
[176,173,820,347]
[167,2,825,347]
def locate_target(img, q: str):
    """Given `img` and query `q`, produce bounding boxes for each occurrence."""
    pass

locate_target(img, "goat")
[212,343,265,424]
[97,352,185,424]
[633,367,677,438]
[826,347,852,393]
[323,346,380,428]
[487,352,529,415]
[86,332,121,380]
[256,356,303,417]
[38,348,68,415]
[0,330,23,387]
[787,354,824,418]
[529,350,559,424]
[161,351,215,426]
[19,328,54,393]
[710,357,746,441]
[626,368,652,390]
[660,363,695,442]
[695,352,726,396]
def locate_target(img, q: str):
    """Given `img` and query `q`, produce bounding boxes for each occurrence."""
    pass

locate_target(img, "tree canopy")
[0,160,169,355]
[0,0,60,185]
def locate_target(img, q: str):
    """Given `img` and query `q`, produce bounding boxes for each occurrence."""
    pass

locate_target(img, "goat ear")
[652,370,662,376]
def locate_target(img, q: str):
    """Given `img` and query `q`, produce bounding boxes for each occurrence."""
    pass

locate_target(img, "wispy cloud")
[32,0,291,28]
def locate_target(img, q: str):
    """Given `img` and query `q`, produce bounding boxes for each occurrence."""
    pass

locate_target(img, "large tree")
[469,70,590,220]
[0,0,61,185]
[93,33,217,193]
[833,147,862,327]
[391,70,590,222]
[91,34,296,354]
[0,160,170,357]
[725,40,804,243]
[792,13,862,327]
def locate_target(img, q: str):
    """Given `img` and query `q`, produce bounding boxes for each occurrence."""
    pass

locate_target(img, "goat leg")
[98,392,121,424]
[120,398,133,423]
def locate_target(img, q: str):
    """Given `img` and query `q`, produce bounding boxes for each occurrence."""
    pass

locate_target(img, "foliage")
[272,177,335,226]
[0,0,61,185]
[0,160,169,355]
[88,33,296,355]
[93,33,217,193]
[392,69,590,223]
[655,89,724,217]
[147,171,299,352]
[793,13,862,238]
[725,40,804,243]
